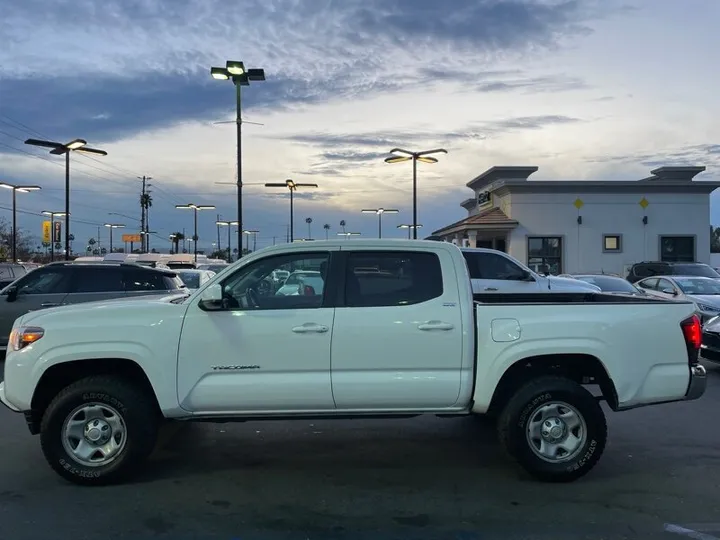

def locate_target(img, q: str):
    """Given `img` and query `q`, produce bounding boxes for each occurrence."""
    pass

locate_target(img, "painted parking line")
[665,523,720,540]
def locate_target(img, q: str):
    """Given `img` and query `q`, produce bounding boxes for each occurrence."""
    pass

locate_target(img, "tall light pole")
[25,138,107,259]
[264,179,318,243]
[42,211,66,262]
[361,208,399,239]
[175,204,216,263]
[210,60,266,256]
[216,220,239,262]
[243,229,259,253]
[0,183,41,262]
[397,224,423,239]
[384,148,447,239]
[103,223,125,253]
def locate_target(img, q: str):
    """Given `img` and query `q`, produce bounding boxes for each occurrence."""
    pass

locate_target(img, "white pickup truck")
[0,240,706,486]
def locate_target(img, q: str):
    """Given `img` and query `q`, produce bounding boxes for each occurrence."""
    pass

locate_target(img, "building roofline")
[466,166,538,190]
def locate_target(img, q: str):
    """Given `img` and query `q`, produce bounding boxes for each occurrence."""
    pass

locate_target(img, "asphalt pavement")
[1,362,720,540]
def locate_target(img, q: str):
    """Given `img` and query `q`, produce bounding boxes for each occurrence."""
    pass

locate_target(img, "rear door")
[66,266,126,304]
[330,248,464,410]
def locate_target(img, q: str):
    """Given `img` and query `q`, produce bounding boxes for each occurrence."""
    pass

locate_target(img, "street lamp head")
[65,139,87,150]
[210,67,230,80]
[417,148,448,157]
[0,183,41,192]
[175,204,194,210]
[103,223,125,229]
[226,61,245,75]
[398,224,423,229]
[416,156,439,164]
[242,229,259,235]
[42,210,67,217]
[196,205,216,210]
[389,148,415,157]
[384,155,412,164]
[337,232,361,236]
[246,68,266,81]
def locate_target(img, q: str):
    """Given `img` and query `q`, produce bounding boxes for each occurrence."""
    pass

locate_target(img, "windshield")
[574,276,639,293]
[178,271,200,288]
[674,264,720,278]
[675,278,720,295]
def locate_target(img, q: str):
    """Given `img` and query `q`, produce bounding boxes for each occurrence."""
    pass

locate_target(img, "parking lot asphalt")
[1,363,720,540]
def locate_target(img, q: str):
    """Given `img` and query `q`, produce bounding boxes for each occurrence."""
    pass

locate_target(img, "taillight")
[680,314,701,364]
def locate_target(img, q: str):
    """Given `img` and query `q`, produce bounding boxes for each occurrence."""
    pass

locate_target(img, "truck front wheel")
[497,376,607,482]
[39,376,159,486]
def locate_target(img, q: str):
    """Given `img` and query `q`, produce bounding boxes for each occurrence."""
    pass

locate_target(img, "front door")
[176,250,337,413]
[330,249,464,410]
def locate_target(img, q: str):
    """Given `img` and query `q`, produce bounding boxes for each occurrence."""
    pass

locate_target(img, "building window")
[659,236,695,262]
[527,237,563,274]
[603,234,622,253]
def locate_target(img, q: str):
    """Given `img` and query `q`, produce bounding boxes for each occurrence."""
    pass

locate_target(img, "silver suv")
[0,261,187,353]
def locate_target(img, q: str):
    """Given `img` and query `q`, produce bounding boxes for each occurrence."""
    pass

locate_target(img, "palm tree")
[305,217,313,240]
[339,220,346,234]
[170,231,184,254]
[140,192,153,251]
[323,223,330,240]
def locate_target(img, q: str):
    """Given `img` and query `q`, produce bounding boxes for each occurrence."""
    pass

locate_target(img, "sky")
[1,0,720,254]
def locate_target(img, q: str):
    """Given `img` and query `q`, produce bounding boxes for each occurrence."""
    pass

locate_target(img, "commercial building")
[432,165,719,275]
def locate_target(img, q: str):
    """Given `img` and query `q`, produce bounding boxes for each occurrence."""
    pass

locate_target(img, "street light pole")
[265,180,318,242]
[103,223,125,253]
[384,148,447,239]
[243,230,259,253]
[361,208,399,239]
[0,183,41,262]
[25,138,107,259]
[176,204,216,263]
[216,220,239,262]
[210,61,266,256]
[397,224,423,239]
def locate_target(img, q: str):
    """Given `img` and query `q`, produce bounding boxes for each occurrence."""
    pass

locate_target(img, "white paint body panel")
[0,239,697,421]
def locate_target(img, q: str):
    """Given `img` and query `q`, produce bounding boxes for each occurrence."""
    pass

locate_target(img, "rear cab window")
[123,268,180,291]
[343,251,443,307]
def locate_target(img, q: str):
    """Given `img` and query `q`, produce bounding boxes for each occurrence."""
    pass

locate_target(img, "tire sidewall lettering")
[517,392,552,429]
[81,392,128,414]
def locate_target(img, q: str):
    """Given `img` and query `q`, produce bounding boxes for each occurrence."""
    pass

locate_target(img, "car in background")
[197,263,230,274]
[635,275,720,322]
[176,269,216,290]
[460,248,600,294]
[627,261,720,283]
[275,270,324,296]
[560,274,646,295]
[0,263,31,289]
[0,261,187,353]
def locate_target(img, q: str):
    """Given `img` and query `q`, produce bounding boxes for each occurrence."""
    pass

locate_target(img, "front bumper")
[0,381,21,412]
[685,364,707,401]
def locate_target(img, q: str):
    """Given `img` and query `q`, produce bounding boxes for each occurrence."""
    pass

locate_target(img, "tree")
[323,223,331,240]
[140,192,153,251]
[170,231,184,254]
[339,220,346,234]
[305,217,313,239]
[0,217,37,261]
[712,226,720,253]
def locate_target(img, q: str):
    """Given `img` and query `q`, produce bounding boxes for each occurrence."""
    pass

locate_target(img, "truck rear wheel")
[39,376,159,486]
[497,375,607,482]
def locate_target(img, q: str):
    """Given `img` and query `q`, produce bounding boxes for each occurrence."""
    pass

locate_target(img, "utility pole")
[97,226,101,254]
[286,224,290,243]
[138,175,152,252]
[216,214,221,253]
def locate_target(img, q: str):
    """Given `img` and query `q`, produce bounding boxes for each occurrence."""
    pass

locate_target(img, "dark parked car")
[0,261,187,353]
[701,315,720,363]
[626,261,720,283]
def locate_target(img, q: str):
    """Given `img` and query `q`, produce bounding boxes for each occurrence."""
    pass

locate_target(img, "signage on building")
[122,234,142,243]
[42,221,51,243]
[53,221,62,243]
[477,190,492,207]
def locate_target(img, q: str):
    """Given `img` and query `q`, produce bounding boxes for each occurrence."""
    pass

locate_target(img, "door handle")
[292,323,329,334]
[41,302,61,308]
[418,321,455,331]
[484,287,498,291]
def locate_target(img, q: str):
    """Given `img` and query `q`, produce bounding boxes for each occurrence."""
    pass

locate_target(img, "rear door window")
[71,267,125,293]
[123,268,171,291]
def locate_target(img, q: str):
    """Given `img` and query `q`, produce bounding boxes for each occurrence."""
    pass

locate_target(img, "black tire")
[40,375,160,486]
[497,375,607,483]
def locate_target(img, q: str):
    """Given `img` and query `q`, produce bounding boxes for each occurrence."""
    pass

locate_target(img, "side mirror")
[6,286,18,303]
[198,283,224,311]
[661,287,677,295]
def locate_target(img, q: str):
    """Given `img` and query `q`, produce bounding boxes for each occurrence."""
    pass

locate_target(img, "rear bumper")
[0,382,21,412]
[685,364,707,401]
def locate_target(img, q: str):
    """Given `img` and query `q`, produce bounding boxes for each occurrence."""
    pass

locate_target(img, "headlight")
[696,303,720,313]
[9,326,44,351]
